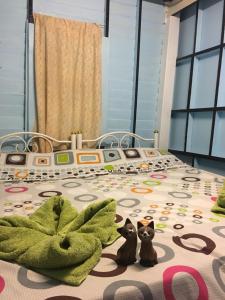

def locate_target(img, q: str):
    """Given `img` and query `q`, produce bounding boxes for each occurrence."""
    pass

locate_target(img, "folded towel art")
[0,196,120,286]
[211,181,225,214]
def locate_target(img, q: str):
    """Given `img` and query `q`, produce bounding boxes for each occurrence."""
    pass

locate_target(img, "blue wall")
[103,0,137,133]
[0,0,27,136]
[136,1,165,139]
[170,0,225,175]
[0,0,166,140]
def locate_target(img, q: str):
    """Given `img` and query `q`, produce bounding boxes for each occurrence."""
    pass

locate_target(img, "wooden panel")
[167,0,197,16]
[103,0,137,133]
[0,0,26,135]
[0,95,24,106]
[136,1,166,139]
[0,115,24,129]
[33,0,105,24]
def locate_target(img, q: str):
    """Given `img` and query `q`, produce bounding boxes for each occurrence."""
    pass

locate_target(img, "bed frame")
[0,130,159,152]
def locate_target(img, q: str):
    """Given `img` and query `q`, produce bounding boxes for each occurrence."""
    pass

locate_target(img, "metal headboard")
[0,130,159,152]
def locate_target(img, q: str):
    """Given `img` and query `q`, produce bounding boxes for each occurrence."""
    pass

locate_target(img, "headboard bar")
[0,132,71,152]
[0,130,159,152]
[82,131,159,149]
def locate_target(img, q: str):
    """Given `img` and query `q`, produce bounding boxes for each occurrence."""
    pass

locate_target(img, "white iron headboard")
[0,130,159,153]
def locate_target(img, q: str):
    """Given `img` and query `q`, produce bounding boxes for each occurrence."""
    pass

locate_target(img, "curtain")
[34,14,102,152]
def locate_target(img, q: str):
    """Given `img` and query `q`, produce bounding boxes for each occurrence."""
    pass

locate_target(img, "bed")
[0,131,225,300]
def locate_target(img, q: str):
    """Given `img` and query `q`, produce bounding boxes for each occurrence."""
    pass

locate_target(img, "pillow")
[0,148,184,182]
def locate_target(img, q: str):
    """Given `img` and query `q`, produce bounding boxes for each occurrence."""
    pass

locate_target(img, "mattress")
[0,166,225,300]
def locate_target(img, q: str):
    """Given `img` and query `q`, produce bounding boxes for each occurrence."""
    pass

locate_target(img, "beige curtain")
[34,14,102,152]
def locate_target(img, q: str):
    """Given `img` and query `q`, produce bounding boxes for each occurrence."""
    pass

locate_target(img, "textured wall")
[0,0,166,140]
[0,0,27,136]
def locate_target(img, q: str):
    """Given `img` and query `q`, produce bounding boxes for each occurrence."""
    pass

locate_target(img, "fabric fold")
[34,14,102,152]
[0,196,119,285]
[211,181,225,214]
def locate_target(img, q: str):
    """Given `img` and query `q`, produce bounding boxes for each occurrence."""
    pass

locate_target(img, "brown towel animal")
[137,221,158,267]
[116,218,137,265]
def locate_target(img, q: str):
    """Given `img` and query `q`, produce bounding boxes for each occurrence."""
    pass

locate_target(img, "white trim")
[158,15,180,149]
[167,0,197,16]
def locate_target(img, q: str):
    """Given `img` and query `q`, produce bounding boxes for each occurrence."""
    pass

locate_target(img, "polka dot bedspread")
[0,166,225,300]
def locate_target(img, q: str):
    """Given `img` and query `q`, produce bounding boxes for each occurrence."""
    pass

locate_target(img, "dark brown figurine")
[116,218,137,266]
[137,221,158,267]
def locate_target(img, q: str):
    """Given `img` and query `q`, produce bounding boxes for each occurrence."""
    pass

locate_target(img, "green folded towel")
[211,181,225,214]
[0,196,120,286]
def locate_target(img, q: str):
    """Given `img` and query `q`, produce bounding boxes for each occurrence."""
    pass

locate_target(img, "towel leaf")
[0,196,120,285]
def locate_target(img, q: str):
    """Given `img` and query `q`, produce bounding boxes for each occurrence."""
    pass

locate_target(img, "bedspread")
[0,166,225,300]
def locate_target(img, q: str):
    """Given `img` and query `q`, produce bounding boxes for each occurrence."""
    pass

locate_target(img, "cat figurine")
[137,221,158,267]
[116,218,137,266]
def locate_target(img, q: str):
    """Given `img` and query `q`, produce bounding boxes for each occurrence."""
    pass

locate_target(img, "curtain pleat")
[34,14,102,152]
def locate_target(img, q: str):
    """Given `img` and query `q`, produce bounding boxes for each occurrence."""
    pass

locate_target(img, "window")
[169,0,225,170]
